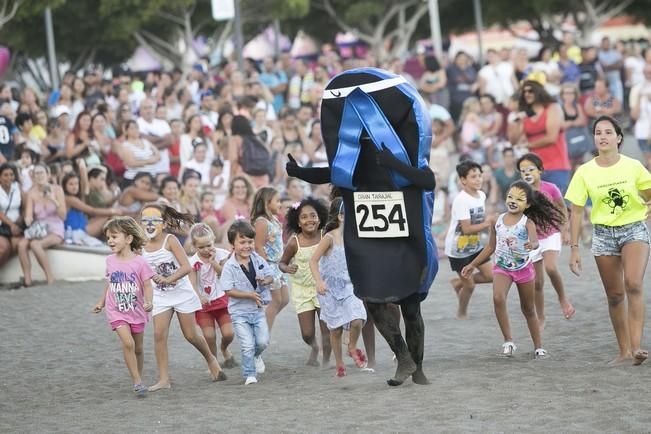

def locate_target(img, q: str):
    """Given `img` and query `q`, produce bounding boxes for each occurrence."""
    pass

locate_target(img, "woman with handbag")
[17,163,66,286]
[0,163,24,266]
[560,83,591,171]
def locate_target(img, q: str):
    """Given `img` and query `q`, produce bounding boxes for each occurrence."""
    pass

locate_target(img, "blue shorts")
[591,221,650,256]
[541,170,570,195]
[637,139,651,154]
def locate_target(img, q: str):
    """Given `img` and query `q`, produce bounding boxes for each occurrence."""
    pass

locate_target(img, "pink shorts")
[492,262,535,284]
[110,320,145,334]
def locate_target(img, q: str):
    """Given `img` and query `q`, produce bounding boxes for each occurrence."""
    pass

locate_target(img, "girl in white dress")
[140,203,226,391]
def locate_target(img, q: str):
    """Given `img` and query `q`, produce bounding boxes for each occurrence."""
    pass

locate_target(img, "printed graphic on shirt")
[155,261,177,291]
[453,206,484,255]
[193,261,214,295]
[602,187,629,214]
[109,270,139,312]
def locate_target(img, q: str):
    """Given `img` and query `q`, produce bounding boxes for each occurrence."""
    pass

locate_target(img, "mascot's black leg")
[366,302,417,386]
[400,297,429,385]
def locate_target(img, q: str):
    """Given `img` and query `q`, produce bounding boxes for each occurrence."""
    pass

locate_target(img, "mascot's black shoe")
[387,353,417,386]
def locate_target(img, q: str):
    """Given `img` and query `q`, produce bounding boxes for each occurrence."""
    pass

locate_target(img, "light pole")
[473,0,484,65]
[233,0,244,73]
[44,7,59,89]
[427,0,443,60]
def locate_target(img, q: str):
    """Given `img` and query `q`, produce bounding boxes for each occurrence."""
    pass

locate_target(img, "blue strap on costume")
[331,87,412,190]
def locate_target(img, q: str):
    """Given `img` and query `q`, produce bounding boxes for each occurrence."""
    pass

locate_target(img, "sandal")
[335,366,346,377]
[348,348,368,368]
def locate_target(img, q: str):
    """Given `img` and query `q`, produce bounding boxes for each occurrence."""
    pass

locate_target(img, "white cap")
[52,105,71,118]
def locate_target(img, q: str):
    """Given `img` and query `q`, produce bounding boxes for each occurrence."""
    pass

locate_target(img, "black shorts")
[448,251,490,273]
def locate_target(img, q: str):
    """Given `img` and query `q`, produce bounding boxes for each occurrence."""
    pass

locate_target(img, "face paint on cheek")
[508,188,528,211]
[141,208,164,239]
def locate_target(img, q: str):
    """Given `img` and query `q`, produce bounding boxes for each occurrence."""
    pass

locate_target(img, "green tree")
[462,0,646,47]
[0,0,176,69]
[135,0,310,70]
[312,0,436,61]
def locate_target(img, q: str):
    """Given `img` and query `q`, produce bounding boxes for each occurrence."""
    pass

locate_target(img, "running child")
[517,153,575,327]
[445,160,495,319]
[279,197,332,367]
[220,220,274,385]
[189,222,237,369]
[462,180,564,358]
[251,187,289,331]
[309,197,368,378]
[140,203,226,392]
[93,216,154,397]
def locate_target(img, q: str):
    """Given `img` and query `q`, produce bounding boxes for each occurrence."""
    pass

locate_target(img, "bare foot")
[412,368,430,385]
[148,382,171,392]
[561,302,576,320]
[387,353,417,386]
[306,344,319,366]
[607,354,632,366]
[223,356,238,369]
[455,312,468,320]
[633,349,648,366]
[208,358,225,380]
[450,278,462,297]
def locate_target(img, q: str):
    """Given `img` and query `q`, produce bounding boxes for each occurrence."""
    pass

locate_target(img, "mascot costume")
[286,68,439,386]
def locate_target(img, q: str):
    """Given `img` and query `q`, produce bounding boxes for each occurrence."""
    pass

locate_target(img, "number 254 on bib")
[353,191,409,238]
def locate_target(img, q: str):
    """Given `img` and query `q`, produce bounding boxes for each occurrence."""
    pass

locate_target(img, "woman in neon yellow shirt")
[566,115,651,366]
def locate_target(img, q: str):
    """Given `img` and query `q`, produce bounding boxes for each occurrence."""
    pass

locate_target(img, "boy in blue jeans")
[221,220,274,385]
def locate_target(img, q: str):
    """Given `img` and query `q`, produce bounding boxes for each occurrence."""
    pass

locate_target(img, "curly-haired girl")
[279,197,331,366]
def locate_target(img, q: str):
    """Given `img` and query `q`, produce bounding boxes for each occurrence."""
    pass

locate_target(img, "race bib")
[353,191,409,238]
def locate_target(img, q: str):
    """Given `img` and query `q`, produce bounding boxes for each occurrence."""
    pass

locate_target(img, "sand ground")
[1,246,651,433]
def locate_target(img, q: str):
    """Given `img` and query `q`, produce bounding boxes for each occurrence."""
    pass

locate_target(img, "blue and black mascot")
[286,68,439,386]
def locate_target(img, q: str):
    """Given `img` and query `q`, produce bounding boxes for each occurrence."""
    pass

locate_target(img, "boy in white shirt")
[444,160,495,319]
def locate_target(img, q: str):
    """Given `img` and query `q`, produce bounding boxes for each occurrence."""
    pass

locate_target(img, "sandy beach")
[1,246,650,433]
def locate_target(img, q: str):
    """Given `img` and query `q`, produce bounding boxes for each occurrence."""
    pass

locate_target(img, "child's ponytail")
[142,202,195,232]
[324,197,343,233]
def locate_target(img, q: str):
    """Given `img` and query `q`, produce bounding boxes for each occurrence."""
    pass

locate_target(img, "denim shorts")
[591,221,650,256]
[541,170,570,195]
[637,139,651,154]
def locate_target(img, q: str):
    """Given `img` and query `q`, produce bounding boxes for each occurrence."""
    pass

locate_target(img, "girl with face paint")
[140,203,226,391]
[462,181,564,359]
[517,153,575,328]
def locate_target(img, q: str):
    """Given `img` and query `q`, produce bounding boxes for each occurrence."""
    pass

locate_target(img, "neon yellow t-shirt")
[565,156,651,226]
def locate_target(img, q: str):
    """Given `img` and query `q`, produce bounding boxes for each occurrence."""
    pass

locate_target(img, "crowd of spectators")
[0,31,648,283]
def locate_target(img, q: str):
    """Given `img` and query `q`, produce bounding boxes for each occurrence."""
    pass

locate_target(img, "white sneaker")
[534,348,548,359]
[244,376,258,385]
[502,341,516,357]
[255,356,265,374]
